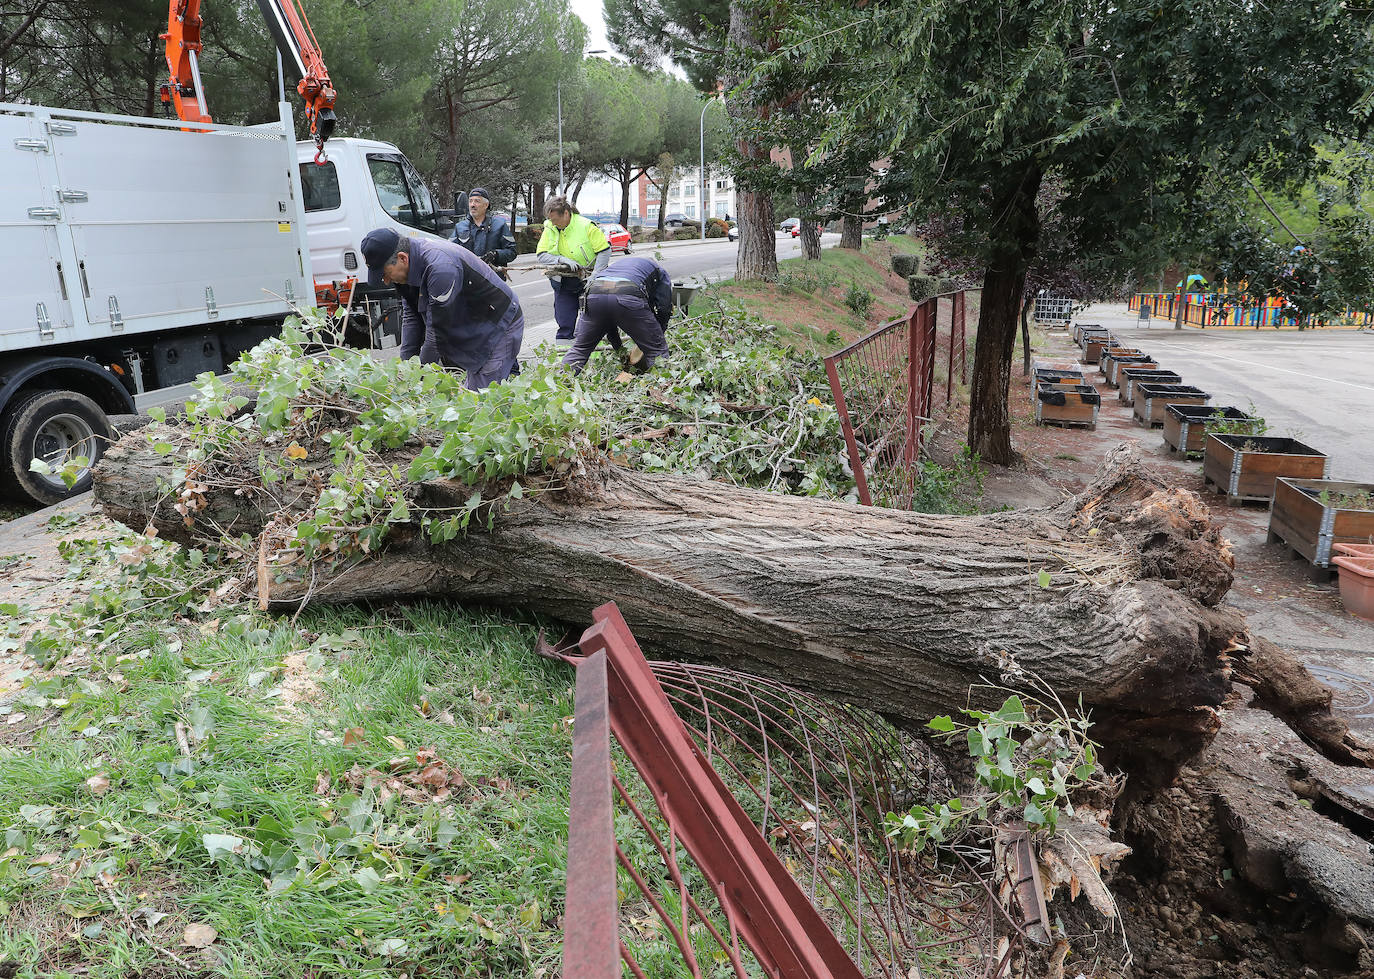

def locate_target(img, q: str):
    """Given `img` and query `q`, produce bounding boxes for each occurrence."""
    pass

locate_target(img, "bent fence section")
[824,290,976,508]
[559,600,1031,978]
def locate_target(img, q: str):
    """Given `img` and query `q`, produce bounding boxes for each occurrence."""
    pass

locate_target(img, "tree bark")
[95,435,1268,787]
[1020,294,1033,377]
[797,186,821,261]
[531,183,546,224]
[840,213,863,250]
[726,0,778,282]
[968,166,1042,465]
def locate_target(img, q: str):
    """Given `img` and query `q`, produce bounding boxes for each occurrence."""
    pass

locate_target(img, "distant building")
[635,165,737,226]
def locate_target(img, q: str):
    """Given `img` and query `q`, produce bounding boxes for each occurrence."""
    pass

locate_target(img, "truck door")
[0,113,76,350]
[50,117,309,332]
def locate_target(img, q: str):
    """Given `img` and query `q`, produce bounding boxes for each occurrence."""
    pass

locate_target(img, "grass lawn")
[690,235,926,356]
[1,595,576,978]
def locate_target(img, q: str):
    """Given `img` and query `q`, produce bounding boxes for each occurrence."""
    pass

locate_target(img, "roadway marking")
[1174,348,1374,394]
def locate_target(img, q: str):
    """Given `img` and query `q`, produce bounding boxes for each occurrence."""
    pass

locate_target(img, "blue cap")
[468,187,491,202]
[360,228,402,287]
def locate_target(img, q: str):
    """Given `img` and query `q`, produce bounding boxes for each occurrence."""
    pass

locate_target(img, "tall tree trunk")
[617,164,632,227]
[839,213,862,250]
[656,178,670,231]
[439,82,459,203]
[571,174,587,207]
[727,0,778,281]
[967,167,1042,465]
[532,184,546,224]
[1020,294,1033,376]
[797,187,821,261]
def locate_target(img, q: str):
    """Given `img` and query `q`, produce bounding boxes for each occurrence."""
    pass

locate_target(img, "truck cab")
[297,138,451,288]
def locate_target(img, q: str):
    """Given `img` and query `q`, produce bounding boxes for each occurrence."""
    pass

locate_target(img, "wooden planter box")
[1203,435,1328,505]
[1080,333,1112,364]
[1118,370,1181,406]
[1267,477,1374,566]
[1132,384,1210,427]
[1035,383,1100,429]
[1098,348,1142,380]
[1072,322,1103,344]
[1031,368,1086,397]
[1104,355,1158,387]
[1162,405,1254,456]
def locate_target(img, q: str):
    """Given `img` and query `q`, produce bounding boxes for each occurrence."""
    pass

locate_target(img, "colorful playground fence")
[1129,293,1374,329]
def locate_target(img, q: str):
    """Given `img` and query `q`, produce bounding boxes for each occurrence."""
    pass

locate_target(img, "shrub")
[633,228,666,243]
[907,274,941,302]
[514,226,542,255]
[673,227,698,240]
[891,254,922,277]
[843,283,875,319]
[706,218,727,238]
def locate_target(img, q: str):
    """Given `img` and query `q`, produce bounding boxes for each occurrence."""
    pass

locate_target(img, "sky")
[565,0,622,213]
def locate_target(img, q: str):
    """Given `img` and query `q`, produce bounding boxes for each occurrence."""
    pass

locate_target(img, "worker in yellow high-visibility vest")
[535,195,612,343]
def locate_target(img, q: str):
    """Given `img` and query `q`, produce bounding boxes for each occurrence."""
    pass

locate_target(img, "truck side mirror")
[454,192,468,214]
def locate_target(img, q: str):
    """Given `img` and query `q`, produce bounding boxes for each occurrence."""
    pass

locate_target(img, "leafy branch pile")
[585,300,857,500]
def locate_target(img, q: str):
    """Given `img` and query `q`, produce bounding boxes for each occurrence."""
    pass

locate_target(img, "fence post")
[905,306,919,468]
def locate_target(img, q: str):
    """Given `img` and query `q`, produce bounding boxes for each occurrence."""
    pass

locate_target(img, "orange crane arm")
[160,0,338,161]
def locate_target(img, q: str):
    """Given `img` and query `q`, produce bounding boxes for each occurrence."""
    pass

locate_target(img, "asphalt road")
[1078,304,1374,482]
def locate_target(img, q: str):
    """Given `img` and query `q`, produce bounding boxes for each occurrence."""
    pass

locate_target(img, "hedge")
[891,254,922,277]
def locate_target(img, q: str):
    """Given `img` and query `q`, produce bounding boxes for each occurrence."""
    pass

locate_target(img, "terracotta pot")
[1333,555,1374,621]
[1335,543,1374,558]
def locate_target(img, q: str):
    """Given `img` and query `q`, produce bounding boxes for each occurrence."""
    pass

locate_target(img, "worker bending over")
[535,195,612,342]
[362,228,524,390]
[561,256,673,374]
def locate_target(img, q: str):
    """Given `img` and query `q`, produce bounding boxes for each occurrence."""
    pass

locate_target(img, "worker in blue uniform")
[361,228,524,390]
[561,256,673,374]
[451,187,517,276]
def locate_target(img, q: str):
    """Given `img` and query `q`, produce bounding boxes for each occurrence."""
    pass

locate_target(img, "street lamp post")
[699,100,709,241]
[556,81,565,195]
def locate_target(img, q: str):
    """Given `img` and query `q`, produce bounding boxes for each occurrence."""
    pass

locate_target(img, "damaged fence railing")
[825,290,975,508]
[554,601,1028,977]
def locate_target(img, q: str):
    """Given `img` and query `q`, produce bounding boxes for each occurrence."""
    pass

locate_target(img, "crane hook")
[313,133,328,166]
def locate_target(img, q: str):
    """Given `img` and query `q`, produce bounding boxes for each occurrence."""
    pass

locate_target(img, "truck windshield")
[367,154,437,233]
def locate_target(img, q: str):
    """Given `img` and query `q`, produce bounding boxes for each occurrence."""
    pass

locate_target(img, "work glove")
[482,251,499,264]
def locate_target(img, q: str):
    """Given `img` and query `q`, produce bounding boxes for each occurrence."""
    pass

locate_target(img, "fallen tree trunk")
[96,434,1244,784]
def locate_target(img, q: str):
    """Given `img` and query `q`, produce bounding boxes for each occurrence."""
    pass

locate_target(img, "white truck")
[0,99,447,506]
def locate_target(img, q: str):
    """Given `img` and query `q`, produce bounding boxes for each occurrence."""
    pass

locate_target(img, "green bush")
[891,254,922,277]
[938,278,959,294]
[907,274,941,302]
[706,218,727,238]
[673,227,699,240]
[514,226,543,255]
[843,283,875,319]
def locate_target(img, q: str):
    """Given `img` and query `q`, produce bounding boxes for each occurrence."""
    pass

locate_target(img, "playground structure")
[1130,291,1374,329]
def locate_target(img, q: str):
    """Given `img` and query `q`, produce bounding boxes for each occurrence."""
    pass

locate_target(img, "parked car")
[727,223,739,241]
[790,223,823,238]
[599,222,632,253]
[779,217,800,233]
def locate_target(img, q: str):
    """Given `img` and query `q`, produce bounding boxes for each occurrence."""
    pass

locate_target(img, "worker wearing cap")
[535,195,611,342]
[361,228,524,390]
[451,187,517,276]
[561,256,672,375]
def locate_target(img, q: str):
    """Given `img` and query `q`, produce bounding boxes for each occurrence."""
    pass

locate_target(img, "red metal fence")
[558,601,1026,978]
[824,291,976,507]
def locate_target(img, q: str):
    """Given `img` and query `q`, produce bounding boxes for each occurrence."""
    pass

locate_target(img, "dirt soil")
[927,319,1374,979]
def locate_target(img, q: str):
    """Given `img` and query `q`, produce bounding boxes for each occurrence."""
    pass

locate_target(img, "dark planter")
[1118,369,1180,405]
[1072,322,1103,344]
[1035,383,1100,429]
[1098,347,1142,379]
[1103,354,1158,387]
[1267,477,1374,566]
[1162,405,1254,456]
[1132,384,1210,427]
[1203,435,1328,505]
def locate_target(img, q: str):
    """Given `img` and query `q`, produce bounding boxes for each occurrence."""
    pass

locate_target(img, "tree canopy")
[753,0,1374,462]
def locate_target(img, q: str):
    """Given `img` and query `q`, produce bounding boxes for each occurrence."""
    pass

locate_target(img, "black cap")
[468,187,491,202]
[360,227,401,287]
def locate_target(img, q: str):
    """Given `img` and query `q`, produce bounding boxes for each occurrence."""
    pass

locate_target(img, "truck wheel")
[0,390,114,506]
